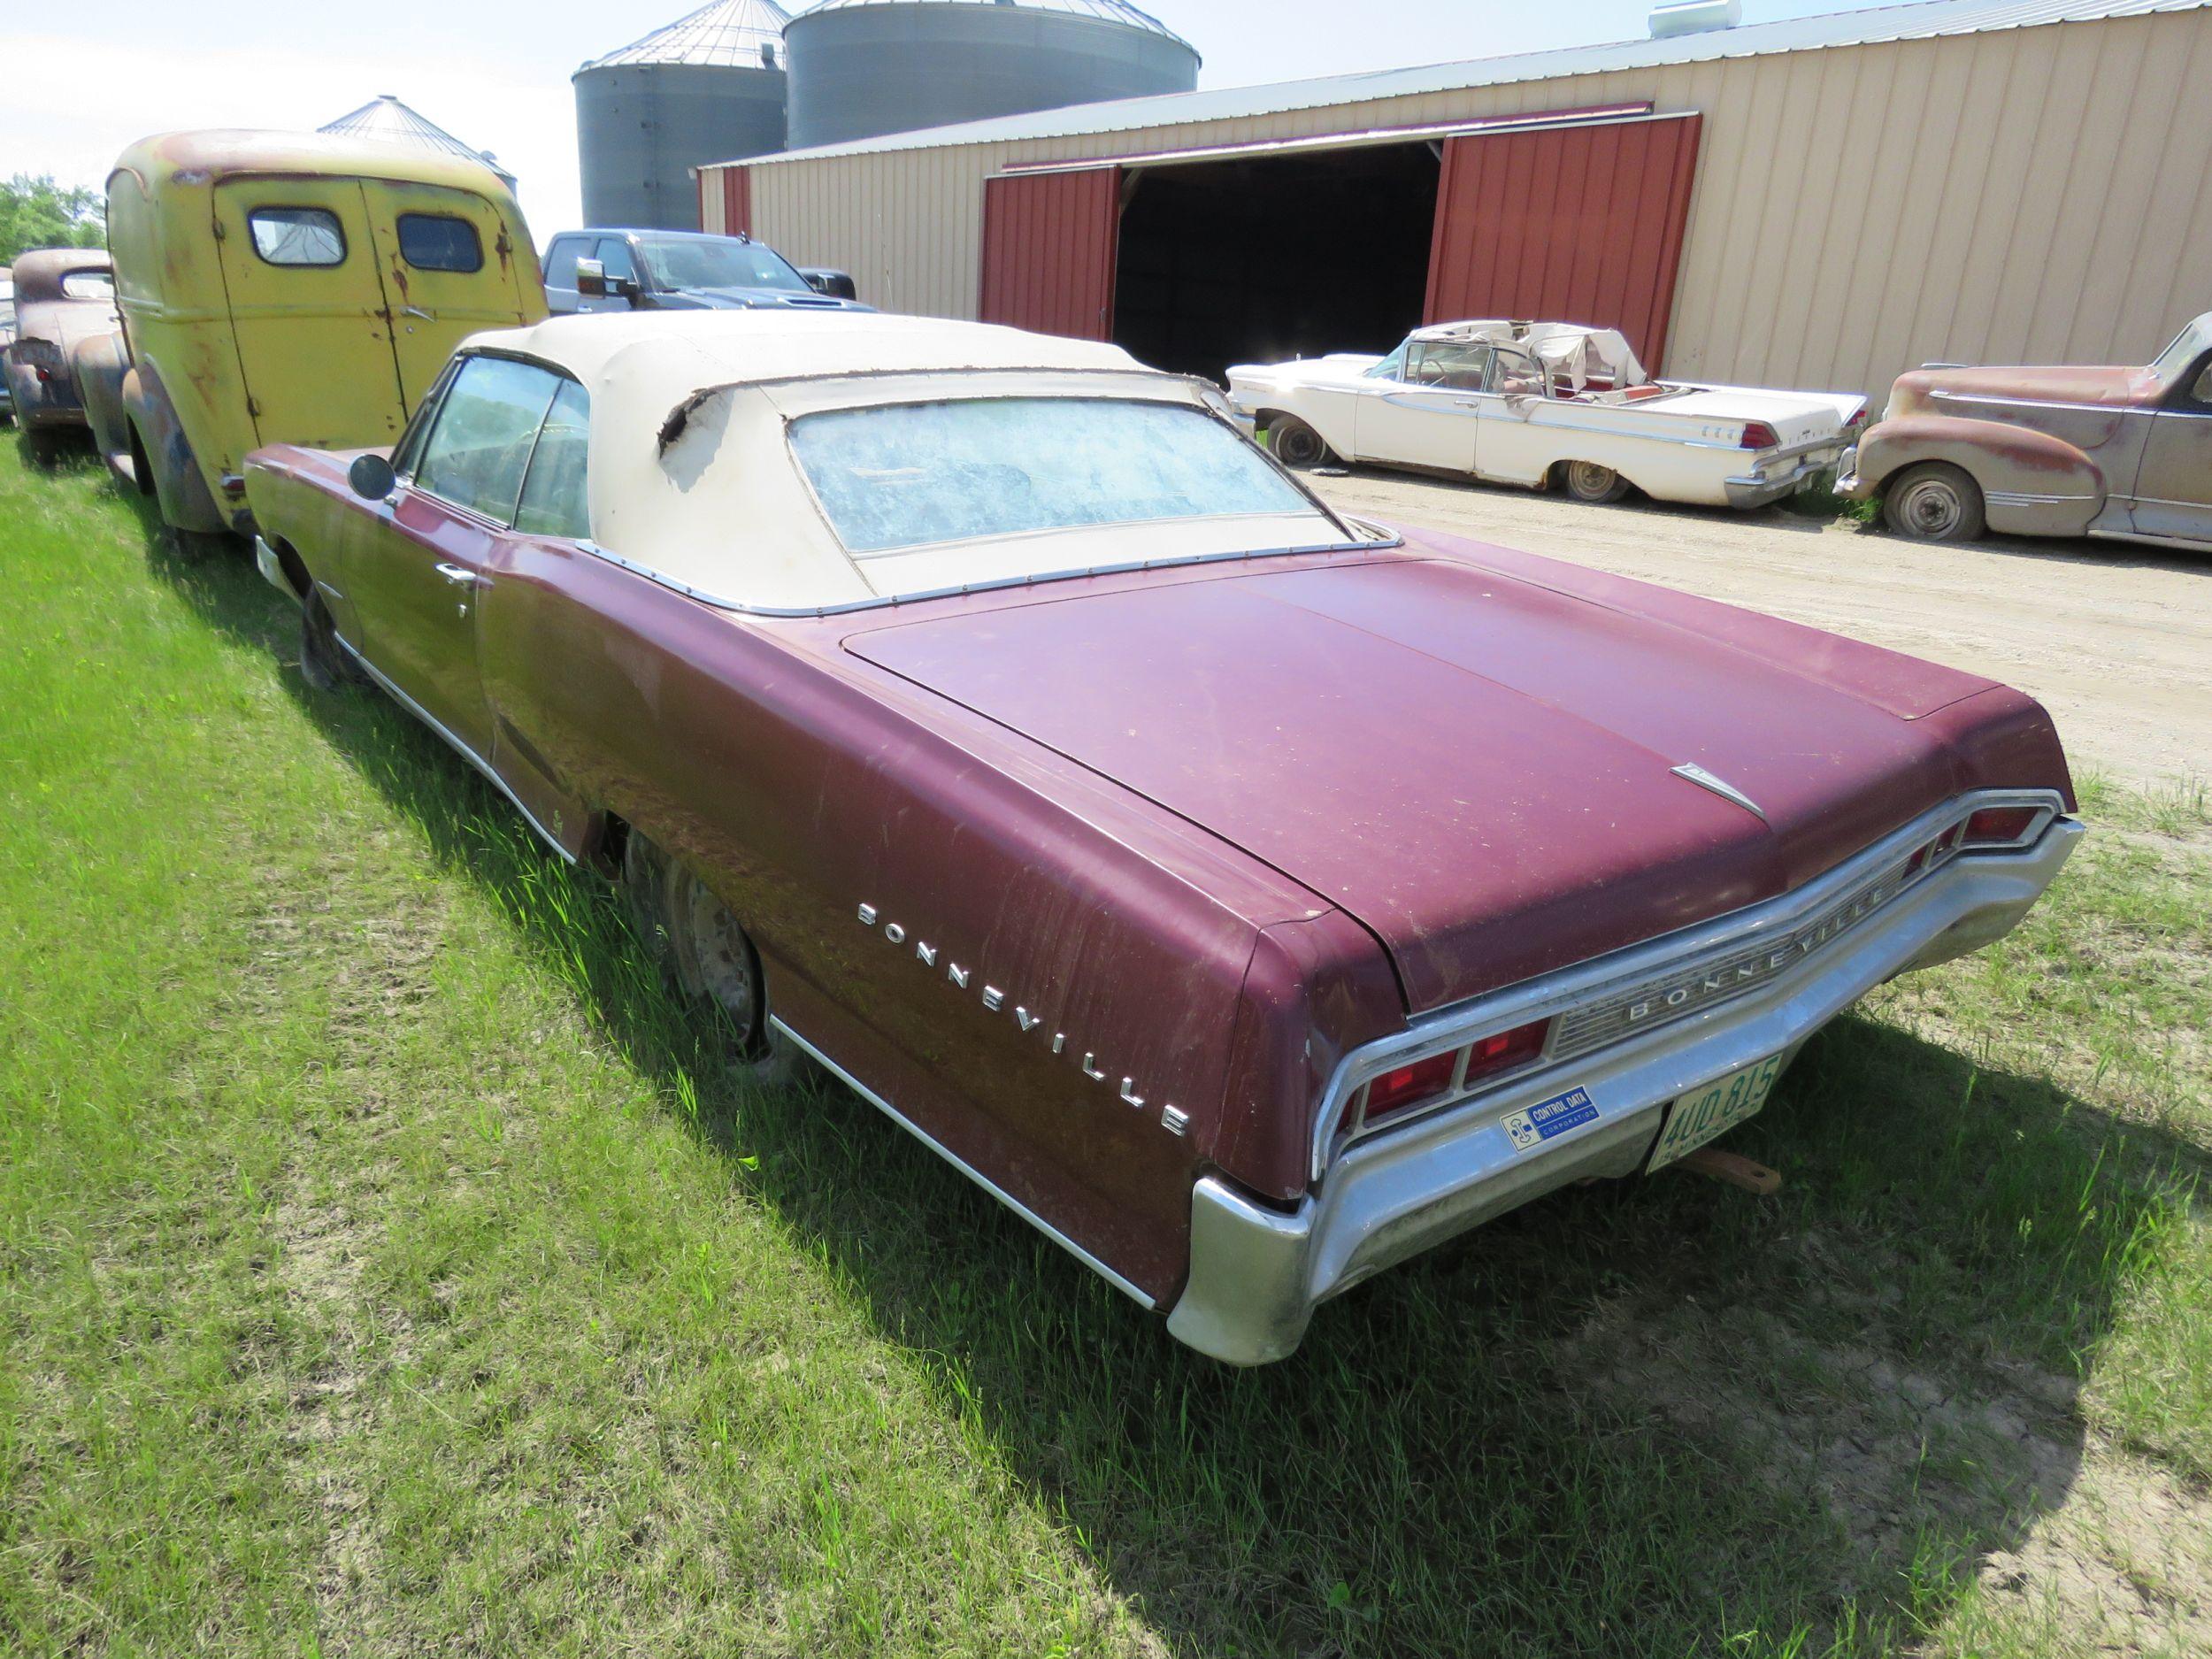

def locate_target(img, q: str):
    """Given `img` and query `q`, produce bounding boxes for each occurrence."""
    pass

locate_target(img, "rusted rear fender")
[1855,415,2103,536]
[69,331,141,493]
[123,359,226,535]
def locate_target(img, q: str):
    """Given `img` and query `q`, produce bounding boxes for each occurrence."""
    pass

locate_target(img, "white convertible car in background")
[1227,320,1867,510]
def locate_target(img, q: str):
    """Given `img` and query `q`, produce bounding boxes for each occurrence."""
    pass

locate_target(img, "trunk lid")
[844,554,2001,1012]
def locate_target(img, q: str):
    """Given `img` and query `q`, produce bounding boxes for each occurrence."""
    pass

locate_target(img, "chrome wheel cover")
[1567,461,1619,500]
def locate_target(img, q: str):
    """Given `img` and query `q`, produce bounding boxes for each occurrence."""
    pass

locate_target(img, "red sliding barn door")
[1425,114,1702,372]
[979,167,1121,341]
[720,166,751,236]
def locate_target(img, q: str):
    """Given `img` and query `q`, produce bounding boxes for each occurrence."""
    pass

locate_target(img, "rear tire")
[1269,415,1331,470]
[1882,462,1985,542]
[651,850,803,1088]
[1562,460,1632,504]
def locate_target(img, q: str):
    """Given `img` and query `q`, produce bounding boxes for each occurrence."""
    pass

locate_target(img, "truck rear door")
[359,181,541,405]
[211,179,408,457]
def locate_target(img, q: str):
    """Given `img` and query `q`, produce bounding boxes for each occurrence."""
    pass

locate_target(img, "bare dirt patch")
[1310,470,2212,790]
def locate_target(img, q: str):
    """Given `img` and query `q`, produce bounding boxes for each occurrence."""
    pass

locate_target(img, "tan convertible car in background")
[1841,311,2212,549]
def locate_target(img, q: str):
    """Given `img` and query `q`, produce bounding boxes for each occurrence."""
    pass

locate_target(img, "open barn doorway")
[1110,142,1440,382]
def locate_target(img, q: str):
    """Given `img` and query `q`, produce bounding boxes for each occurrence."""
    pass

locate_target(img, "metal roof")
[578,0,795,71]
[787,0,1190,43]
[319,95,515,185]
[741,0,2209,167]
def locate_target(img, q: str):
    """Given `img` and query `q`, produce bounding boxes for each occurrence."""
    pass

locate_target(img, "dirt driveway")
[1310,470,2212,789]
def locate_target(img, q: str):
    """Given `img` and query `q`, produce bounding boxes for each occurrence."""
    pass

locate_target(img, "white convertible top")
[457,311,1345,611]
[1412,319,1649,392]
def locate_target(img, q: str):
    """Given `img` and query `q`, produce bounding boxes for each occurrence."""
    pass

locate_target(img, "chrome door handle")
[434,562,480,587]
[402,305,433,320]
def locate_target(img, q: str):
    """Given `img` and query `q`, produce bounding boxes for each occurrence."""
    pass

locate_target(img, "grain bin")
[575,0,791,230]
[783,0,1198,152]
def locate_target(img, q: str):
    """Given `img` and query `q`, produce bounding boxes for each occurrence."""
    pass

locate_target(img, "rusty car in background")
[1840,311,2212,549]
[0,265,14,423]
[1229,320,1866,511]
[77,130,544,548]
[242,309,2080,1364]
[2,249,119,458]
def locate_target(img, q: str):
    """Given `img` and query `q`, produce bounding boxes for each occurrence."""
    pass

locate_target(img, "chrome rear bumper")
[1166,813,2082,1365]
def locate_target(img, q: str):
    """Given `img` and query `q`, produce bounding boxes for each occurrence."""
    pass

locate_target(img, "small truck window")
[248,208,345,267]
[398,214,483,274]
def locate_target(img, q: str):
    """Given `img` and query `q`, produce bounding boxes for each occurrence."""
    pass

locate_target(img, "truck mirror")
[573,257,607,298]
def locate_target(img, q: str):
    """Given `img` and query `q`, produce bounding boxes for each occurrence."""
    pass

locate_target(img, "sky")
[4,0,1901,241]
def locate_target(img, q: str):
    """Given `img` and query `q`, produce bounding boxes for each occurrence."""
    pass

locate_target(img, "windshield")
[1363,342,1409,380]
[791,396,1320,555]
[638,237,810,295]
[59,272,114,300]
[2149,316,2211,381]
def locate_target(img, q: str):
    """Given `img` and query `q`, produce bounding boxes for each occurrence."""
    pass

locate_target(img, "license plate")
[1647,1053,1783,1171]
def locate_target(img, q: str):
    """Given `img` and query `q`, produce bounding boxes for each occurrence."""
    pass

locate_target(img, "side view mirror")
[349,452,396,501]
[573,257,607,297]
[800,267,858,301]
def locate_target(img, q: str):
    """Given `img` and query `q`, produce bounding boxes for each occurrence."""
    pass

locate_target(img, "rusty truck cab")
[97,129,546,539]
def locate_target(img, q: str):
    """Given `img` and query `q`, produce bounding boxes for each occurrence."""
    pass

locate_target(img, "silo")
[783,0,1199,152]
[574,0,791,231]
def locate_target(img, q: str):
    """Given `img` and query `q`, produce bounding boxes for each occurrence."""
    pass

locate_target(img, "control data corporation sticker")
[1502,1086,1598,1152]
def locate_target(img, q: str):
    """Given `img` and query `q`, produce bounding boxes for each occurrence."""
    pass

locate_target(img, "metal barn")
[697,0,2212,397]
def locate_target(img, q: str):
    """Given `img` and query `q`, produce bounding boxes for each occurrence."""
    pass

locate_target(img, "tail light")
[1357,1016,1555,1131]
[1740,421,1781,450]
[1962,805,2042,847]
[1463,1017,1551,1087]
[1363,1052,1457,1122]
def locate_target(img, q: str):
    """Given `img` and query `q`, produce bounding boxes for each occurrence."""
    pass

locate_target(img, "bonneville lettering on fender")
[858,898,1186,1138]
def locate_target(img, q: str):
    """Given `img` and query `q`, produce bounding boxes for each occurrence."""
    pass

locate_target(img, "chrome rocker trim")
[1169,799,2081,1365]
[770,1016,1158,1310]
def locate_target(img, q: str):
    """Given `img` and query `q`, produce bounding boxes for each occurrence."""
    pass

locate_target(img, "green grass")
[2,435,2208,1656]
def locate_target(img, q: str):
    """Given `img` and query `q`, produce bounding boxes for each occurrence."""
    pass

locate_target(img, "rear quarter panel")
[474,547,1363,1301]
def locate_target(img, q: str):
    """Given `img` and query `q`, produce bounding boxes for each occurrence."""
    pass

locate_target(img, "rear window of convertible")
[787,397,1312,555]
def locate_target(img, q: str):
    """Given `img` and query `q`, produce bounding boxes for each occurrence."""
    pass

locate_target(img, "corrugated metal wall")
[718,7,2212,397]
[978,168,1122,340]
[1425,115,1702,371]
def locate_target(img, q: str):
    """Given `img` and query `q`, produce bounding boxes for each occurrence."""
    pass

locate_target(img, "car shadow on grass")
[134,496,2206,1657]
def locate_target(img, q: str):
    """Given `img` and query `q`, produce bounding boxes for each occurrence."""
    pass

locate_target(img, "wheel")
[298,592,367,691]
[1269,415,1331,470]
[662,858,803,1087]
[1562,460,1632,504]
[619,830,680,978]
[1882,462,1985,542]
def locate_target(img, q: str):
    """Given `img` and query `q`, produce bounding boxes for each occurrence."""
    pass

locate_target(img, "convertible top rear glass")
[790,396,1320,557]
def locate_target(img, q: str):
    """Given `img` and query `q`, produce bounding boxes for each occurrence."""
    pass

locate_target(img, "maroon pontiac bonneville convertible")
[245,312,2080,1364]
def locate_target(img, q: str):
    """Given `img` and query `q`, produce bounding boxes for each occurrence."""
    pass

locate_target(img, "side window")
[249,207,345,267]
[2190,357,2212,408]
[1492,346,1548,396]
[392,358,461,479]
[543,236,585,290]
[596,237,637,285]
[1407,343,1486,391]
[513,380,591,540]
[412,357,561,525]
[397,213,483,273]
